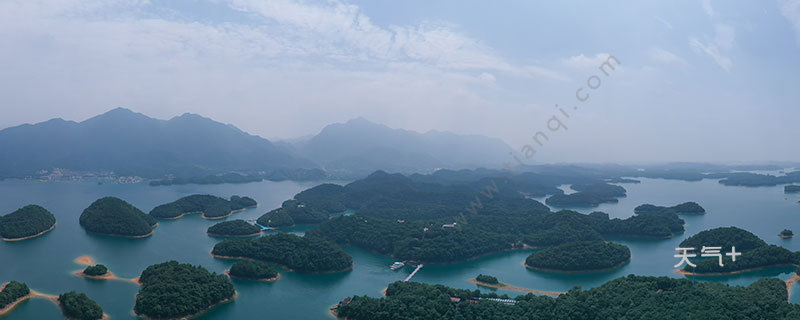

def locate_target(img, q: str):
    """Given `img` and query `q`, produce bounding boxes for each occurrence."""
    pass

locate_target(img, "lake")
[0,177,798,319]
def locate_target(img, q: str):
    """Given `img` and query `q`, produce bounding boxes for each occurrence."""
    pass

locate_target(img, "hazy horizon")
[2,0,799,163]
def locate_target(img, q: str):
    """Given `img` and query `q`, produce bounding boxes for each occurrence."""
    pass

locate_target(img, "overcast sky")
[1,0,799,163]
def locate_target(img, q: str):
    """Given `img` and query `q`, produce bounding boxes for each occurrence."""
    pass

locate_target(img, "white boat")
[390,261,405,271]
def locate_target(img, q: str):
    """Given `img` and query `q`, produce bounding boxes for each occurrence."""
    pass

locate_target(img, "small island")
[525,241,631,273]
[79,197,157,238]
[0,281,30,316]
[149,194,257,219]
[780,229,795,239]
[227,261,280,282]
[256,208,295,228]
[785,185,800,193]
[475,274,499,285]
[545,183,627,207]
[58,291,104,320]
[0,205,56,241]
[207,220,263,237]
[634,202,705,215]
[212,233,353,273]
[134,261,236,320]
[678,227,799,275]
[83,264,108,276]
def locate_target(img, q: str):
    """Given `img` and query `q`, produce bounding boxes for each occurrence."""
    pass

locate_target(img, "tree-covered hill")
[207,220,262,236]
[212,233,353,273]
[134,261,235,319]
[336,276,800,319]
[79,197,156,237]
[525,241,631,272]
[150,194,256,219]
[0,205,56,240]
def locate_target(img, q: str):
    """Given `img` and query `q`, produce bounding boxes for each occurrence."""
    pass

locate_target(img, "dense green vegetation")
[228,261,278,280]
[686,245,799,274]
[79,197,156,237]
[212,233,353,273]
[256,208,295,227]
[276,200,329,224]
[58,291,103,320]
[545,183,627,207]
[786,185,800,193]
[0,281,29,309]
[150,194,257,219]
[635,201,705,214]
[716,171,800,187]
[83,265,108,276]
[308,209,682,263]
[230,196,257,210]
[475,274,498,285]
[134,261,235,319]
[781,229,794,237]
[0,205,56,239]
[336,276,800,319]
[207,220,261,236]
[679,227,766,252]
[678,227,800,274]
[525,241,631,272]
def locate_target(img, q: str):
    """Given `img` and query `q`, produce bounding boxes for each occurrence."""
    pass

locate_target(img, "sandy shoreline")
[468,278,564,296]
[0,283,110,320]
[2,223,56,241]
[786,274,800,301]
[674,264,798,276]
[211,253,354,274]
[779,234,795,239]
[523,257,631,274]
[225,270,281,282]
[86,226,156,238]
[674,264,797,276]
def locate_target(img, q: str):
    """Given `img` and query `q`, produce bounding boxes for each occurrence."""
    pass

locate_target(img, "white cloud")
[702,0,715,17]
[649,48,688,66]
[779,0,800,43]
[689,24,735,71]
[561,53,618,69]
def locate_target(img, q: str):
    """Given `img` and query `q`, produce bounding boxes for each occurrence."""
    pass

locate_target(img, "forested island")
[149,194,257,219]
[307,209,682,263]
[634,201,705,215]
[679,227,800,275]
[228,261,279,281]
[83,265,108,277]
[256,208,295,228]
[786,185,800,193]
[0,281,30,313]
[207,220,262,237]
[0,205,56,241]
[780,229,795,239]
[58,291,104,320]
[475,274,498,285]
[334,276,800,319]
[79,197,156,237]
[212,233,353,273]
[134,261,235,319]
[545,183,627,207]
[525,241,631,272]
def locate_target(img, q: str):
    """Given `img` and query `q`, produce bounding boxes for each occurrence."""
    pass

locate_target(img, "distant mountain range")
[281,117,512,176]
[0,109,512,179]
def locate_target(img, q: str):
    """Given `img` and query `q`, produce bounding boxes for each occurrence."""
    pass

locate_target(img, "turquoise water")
[0,177,798,319]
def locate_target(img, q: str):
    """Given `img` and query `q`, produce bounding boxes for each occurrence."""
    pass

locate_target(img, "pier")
[403,264,423,282]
